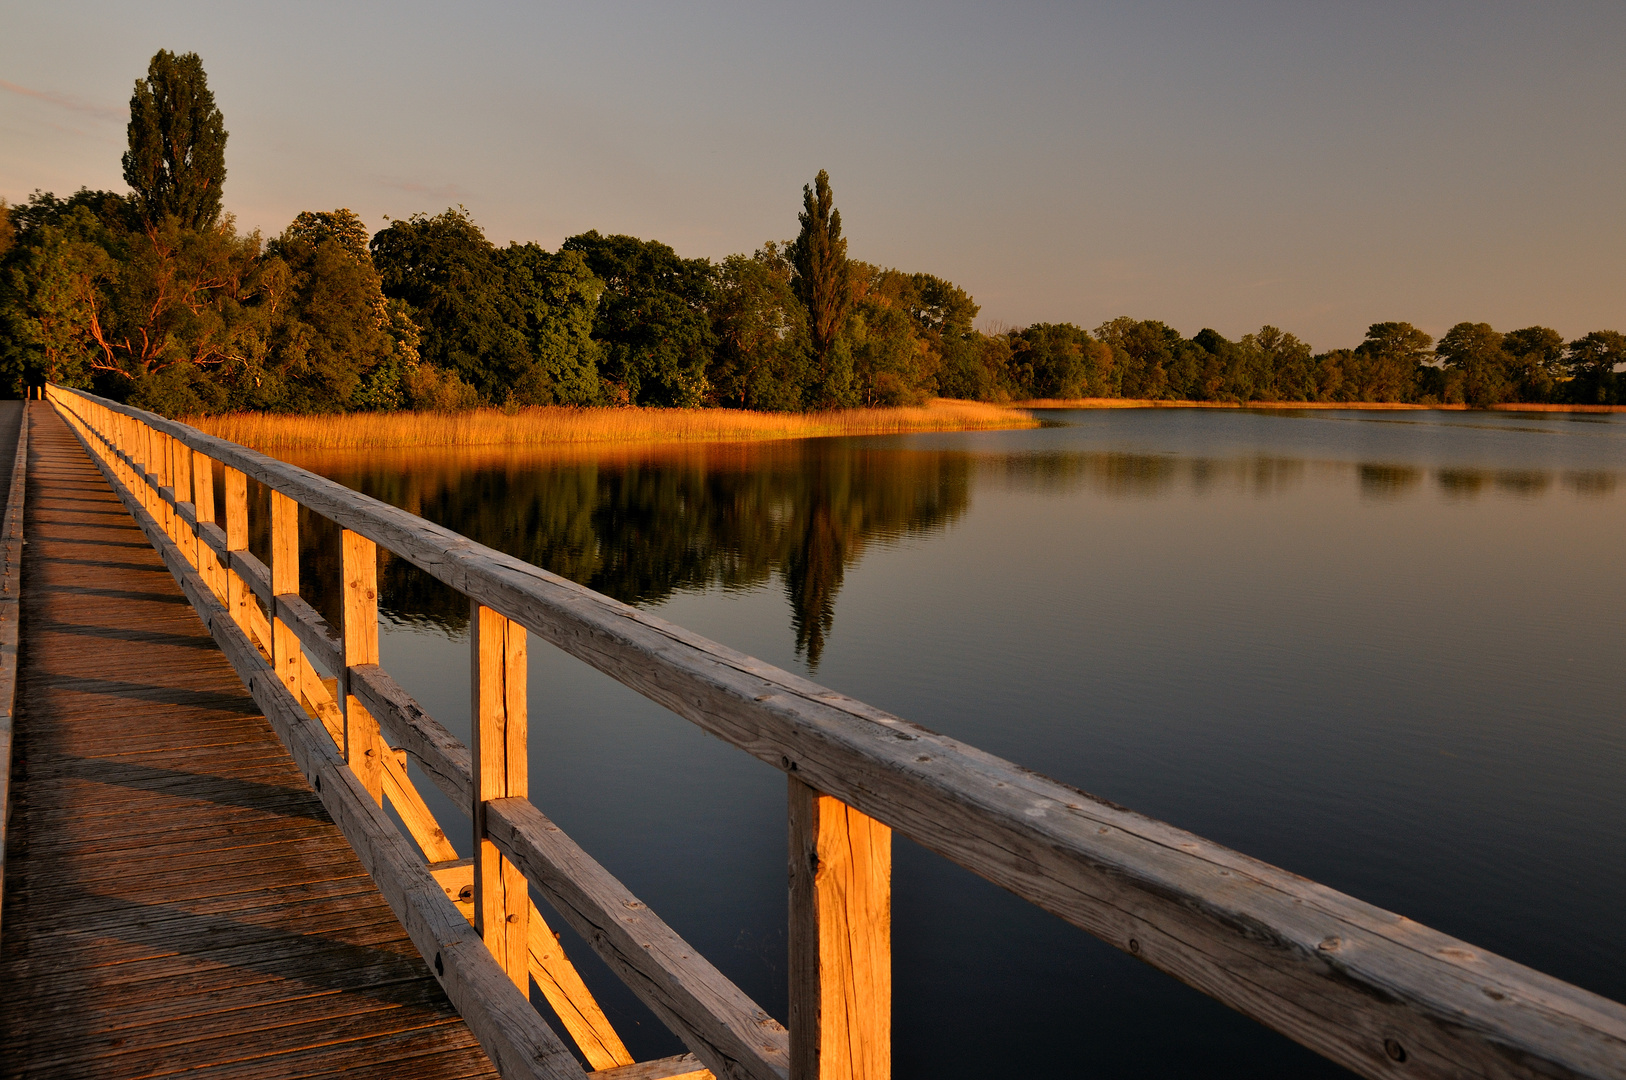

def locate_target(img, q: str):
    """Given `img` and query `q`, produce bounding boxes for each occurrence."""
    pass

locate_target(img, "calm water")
[277,408,1626,1078]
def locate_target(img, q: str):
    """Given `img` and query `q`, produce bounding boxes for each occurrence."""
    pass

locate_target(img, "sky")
[2,0,1622,350]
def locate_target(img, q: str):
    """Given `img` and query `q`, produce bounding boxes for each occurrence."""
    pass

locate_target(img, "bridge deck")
[0,402,499,1079]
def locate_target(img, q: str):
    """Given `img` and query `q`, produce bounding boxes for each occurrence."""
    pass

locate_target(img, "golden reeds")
[186,399,1036,452]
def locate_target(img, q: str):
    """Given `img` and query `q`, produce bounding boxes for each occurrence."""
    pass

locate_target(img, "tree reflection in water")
[242,439,1605,671]
[276,441,971,667]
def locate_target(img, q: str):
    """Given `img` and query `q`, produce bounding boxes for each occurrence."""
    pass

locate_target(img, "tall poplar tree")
[788,170,854,402]
[122,50,228,230]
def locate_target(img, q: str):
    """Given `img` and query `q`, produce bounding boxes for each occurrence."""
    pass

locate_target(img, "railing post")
[471,602,529,990]
[121,413,135,489]
[154,430,174,538]
[171,436,195,567]
[788,778,892,1080]
[340,530,386,804]
[223,467,252,639]
[270,491,302,698]
[192,451,223,602]
[137,422,156,517]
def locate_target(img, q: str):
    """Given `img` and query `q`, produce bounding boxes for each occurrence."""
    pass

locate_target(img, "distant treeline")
[1,50,1622,415]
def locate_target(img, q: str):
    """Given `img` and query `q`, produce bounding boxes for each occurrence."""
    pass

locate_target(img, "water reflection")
[282,443,971,666]
[1356,464,1423,498]
[261,441,1622,667]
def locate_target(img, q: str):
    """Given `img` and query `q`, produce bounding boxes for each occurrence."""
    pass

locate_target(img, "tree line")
[2,50,1621,415]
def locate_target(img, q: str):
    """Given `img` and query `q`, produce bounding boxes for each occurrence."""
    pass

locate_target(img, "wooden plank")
[342,529,386,805]
[279,591,343,675]
[528,901,636,1071]
[350,664,473,809]
[299,650,347,746]
[433,849,636,1068]
[384,743,461,864]
[485,798,789,1080]
[473,603,530,992]
[787,780,889,1080]
[233,547,272,603]
[593,1054,712,1080]
[51,387,1626,1080]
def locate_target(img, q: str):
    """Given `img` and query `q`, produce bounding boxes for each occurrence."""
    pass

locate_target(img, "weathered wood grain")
[528,900,636,1071]
[350,663,474,809]
[485,797,790,1080]
[787,779,890,1080]
[342,528,386,804]
[473,603,530,992]
[593,1054,713,1080]
[279,590,343,676]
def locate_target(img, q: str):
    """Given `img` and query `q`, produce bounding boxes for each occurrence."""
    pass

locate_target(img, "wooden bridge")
[1,386,1623,1080]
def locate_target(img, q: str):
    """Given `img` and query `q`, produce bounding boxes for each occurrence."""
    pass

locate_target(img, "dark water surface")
[282,408,1626,1078]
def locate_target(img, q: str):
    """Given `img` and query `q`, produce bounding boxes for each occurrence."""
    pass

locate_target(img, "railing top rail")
[51,385,1626,1080]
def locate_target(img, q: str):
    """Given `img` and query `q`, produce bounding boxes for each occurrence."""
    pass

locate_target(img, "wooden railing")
[0,401,30,941]
[46,384,1626,1080]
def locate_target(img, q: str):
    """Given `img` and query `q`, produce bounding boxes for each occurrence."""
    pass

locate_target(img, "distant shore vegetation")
[2,50,1623,420]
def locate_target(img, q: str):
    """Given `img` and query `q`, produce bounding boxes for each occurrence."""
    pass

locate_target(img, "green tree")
[0,201,118,393]
[1096,318,1189,399]
[1189,329,1234,400]
[1437,322,1512,405]
[1008,323,1109,399]
[1310,349,1355,402]
[371,207,525,403]
[710,245,811,411]
[904,273,978,339]
[283,208,371,261]
[107,218,266,395]
[846,267,935,405]
[123,50,228,231]
[1565,330,1626,405]
[251,215,401,412]
[0,189,264,410]
[562,230,714,407]
[1502,326,1565,403]
[498,243,603,405]
[788,170,855,406]
[1239,325,1314,401]
[937,330,1014,401]
[1352,322,1432,402]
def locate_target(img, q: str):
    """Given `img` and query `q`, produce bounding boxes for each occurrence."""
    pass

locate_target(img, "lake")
[274,407,1626,1078]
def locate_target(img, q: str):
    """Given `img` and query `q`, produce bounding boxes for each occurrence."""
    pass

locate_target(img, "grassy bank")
[187,398,1036,452]
[1012,398,1626,413]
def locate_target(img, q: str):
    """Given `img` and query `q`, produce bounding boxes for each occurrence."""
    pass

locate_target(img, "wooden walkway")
[0,403,499,1079]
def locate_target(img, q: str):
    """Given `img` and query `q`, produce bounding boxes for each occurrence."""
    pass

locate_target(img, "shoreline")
[1010,398,1626,414]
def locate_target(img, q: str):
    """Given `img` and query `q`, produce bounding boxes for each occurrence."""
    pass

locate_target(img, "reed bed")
[186,399,1036,452]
